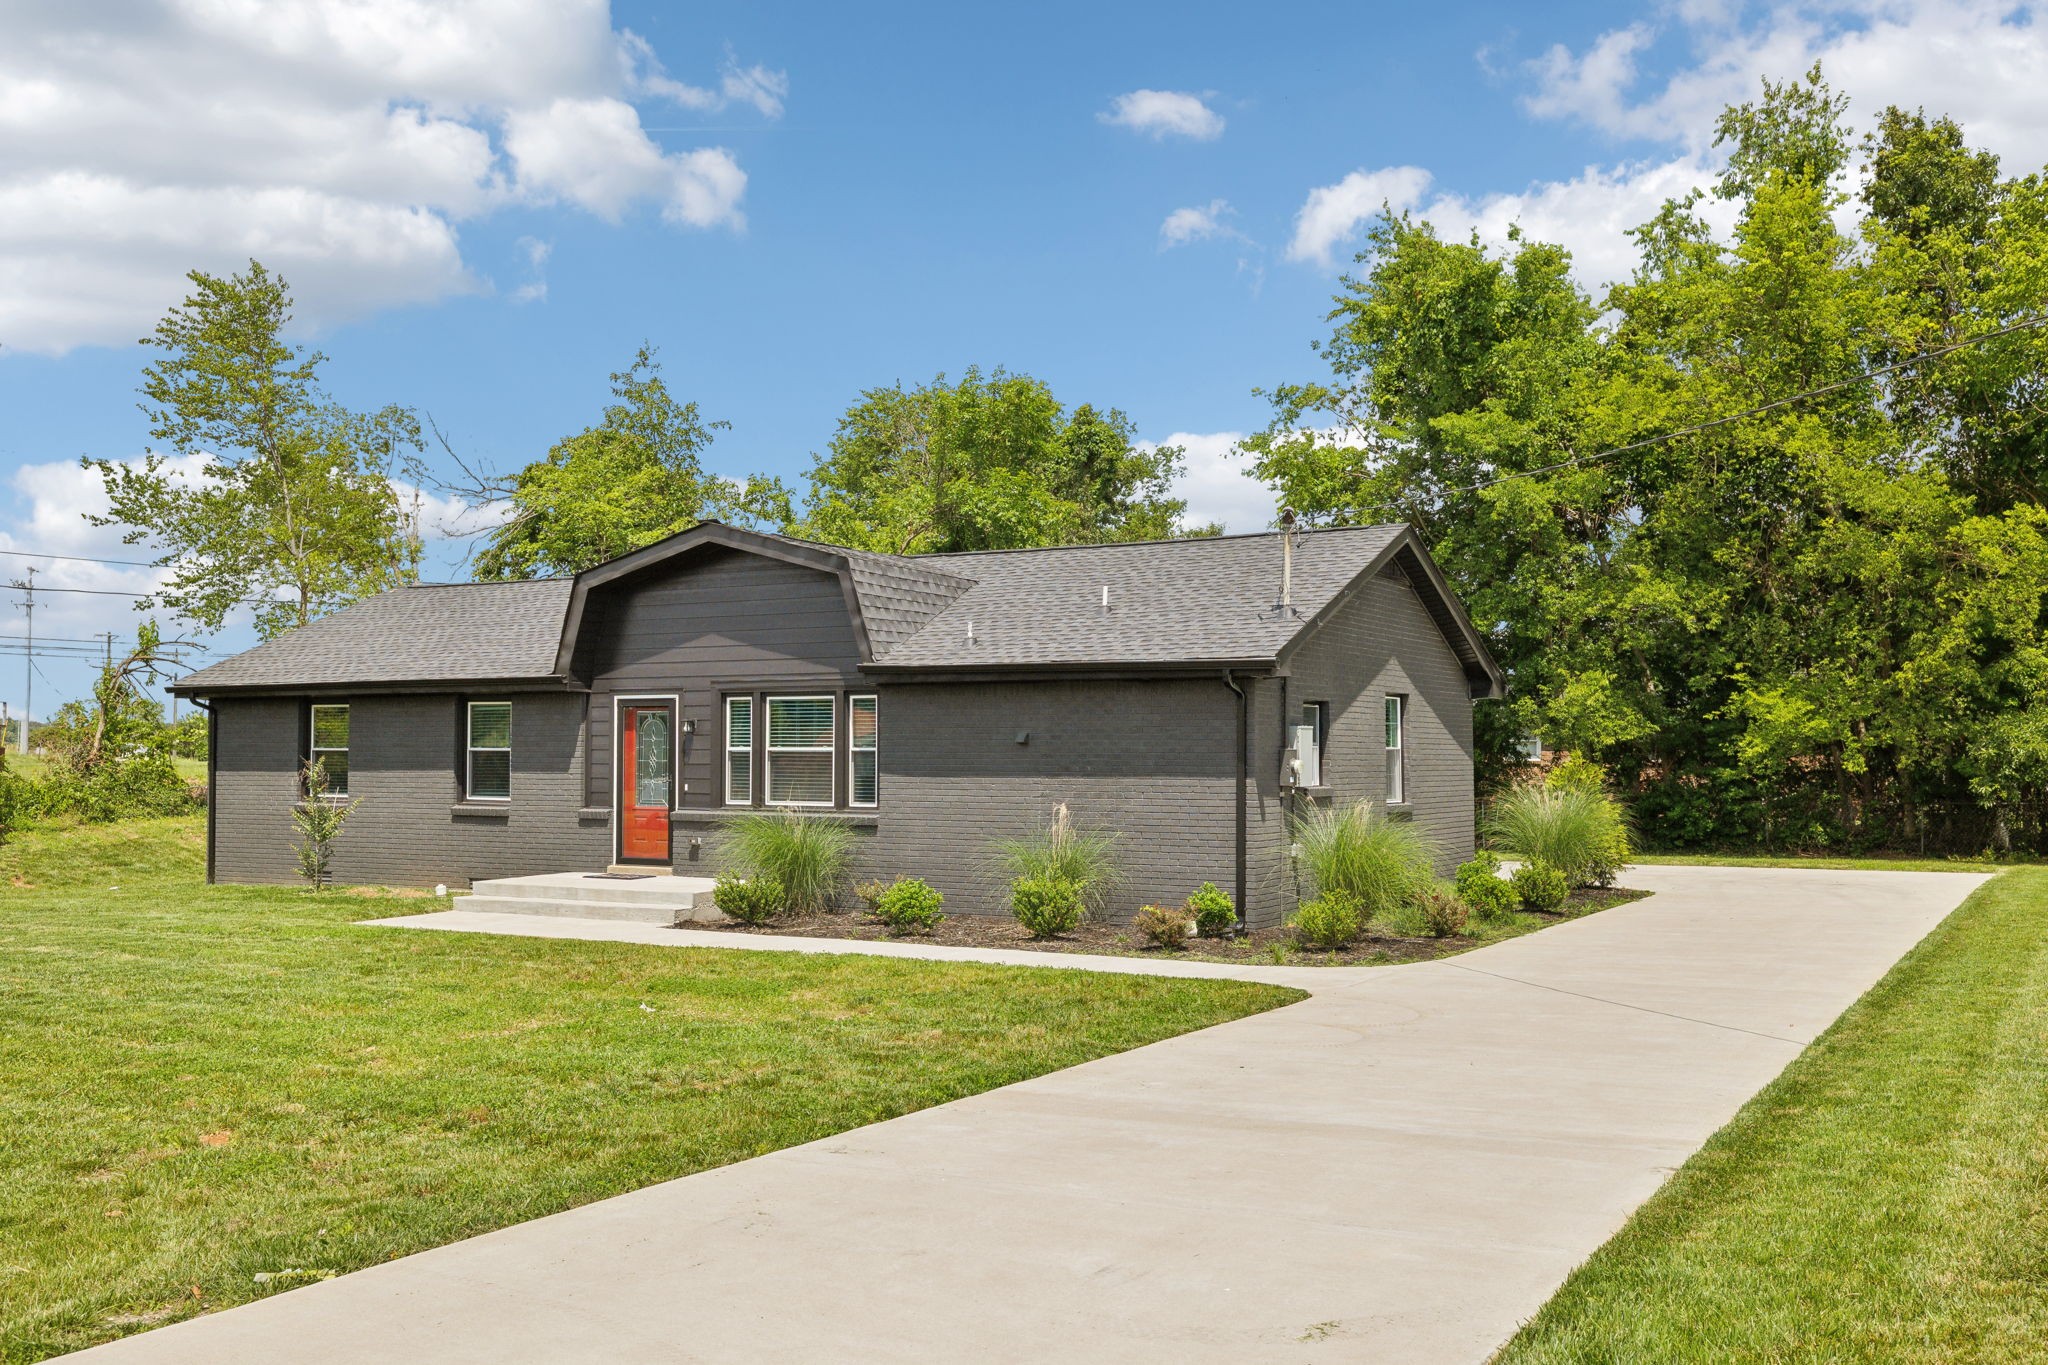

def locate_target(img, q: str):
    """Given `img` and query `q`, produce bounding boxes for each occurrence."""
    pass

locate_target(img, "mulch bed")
[681,887,1651,967]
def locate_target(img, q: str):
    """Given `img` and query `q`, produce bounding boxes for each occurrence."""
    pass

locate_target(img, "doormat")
[587,872,656,880]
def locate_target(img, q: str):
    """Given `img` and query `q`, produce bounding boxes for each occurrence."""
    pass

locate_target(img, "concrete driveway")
[64,865,1986,1364]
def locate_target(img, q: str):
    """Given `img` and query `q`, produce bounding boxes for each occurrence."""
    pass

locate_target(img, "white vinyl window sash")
[725,696,753,805]
[467,701,511,801]
[1385,694,1406,805]
[849,695,878,808]
[766,695,835,806]
[309,703,350,798]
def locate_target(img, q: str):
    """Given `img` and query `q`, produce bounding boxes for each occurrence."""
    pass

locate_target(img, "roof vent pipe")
[1277,508,1297,612]
[1101,585,1109,611]
[967,619,975,645]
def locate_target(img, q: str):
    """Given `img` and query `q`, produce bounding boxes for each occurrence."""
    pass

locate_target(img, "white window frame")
[465,700,512,802]
[724,695,753,806]
[849,694,878,809]
[1385,694,1407,805]
[308,703,349,799]
[766,694,836,808]
[1293,701,1327,789]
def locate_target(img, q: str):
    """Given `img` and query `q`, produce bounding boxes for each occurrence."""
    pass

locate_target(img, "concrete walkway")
[65,865,1987,1364]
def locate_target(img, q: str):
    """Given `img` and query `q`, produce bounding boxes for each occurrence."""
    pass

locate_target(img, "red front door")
[619,703,674,863]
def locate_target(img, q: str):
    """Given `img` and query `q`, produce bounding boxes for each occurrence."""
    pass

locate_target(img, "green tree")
[796,368,1211,554]
[87,262,424,638]
[473,347,788,579]
[1244,68,2048,849]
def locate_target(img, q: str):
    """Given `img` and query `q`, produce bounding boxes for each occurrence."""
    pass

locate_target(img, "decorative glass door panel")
[620,703,674,863]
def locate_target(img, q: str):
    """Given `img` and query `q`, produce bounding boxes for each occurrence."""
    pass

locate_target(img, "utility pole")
[11,566,32,754]
[102,630,114,668]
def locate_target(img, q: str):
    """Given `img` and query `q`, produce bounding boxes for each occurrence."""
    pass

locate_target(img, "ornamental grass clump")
[872,876,946,935]
[1484,783,1633,887]
[1011,876,1085,939]
[1291,892,1363,950]
[990,802,1123,914]
[725,810,855,914]
[1291,800,1436,923]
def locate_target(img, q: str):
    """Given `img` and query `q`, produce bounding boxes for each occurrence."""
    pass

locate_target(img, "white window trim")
[766,693,836,808]
[724,695,753,807]
[1385,694,1407,806]
[849,694,878,809]
[308,703,349,799]
[465,700,512,803]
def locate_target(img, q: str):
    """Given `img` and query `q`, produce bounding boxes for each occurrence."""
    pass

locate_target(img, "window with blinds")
[467,701,511,801]
[767,695,835,805]
[850,695,877,807]
[725,696,753,805]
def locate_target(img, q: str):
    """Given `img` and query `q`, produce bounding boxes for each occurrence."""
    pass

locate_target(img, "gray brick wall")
[210,691,608,887]
[1282,567,1479,875]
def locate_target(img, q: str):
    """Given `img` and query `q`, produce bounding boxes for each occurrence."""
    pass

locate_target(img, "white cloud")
[1159,199,1246,248]
[510,237,552,304]
[1521,1,2048,170]
[0,2,783,353]
[1285,166,1433,266]
[1100,90,1226,141]
[1152,432,1275,534]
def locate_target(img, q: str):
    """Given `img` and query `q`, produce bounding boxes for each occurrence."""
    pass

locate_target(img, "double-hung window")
[725,697,753,805]
[766,695,835,806]
[849,695,878,807]
[1384,694,1407,804]
[309,703,350,797]
[466,702,512,801]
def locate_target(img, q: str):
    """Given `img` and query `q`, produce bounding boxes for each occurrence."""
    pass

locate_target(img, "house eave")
[170,675,578,700]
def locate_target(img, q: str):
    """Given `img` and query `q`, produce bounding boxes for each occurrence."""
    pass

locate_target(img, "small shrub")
[1511,860,1569,912]
[990,802,1124,913]
[1011,876,1085,939]
[1415,883,1470,938]
[1290,892,1363,950]
[1484,783,1633,887]
[1186,882,1237,937]
[291,758,351,890]
[872,877,945,934]
[853,879,889,913]
[712,874,786,925]
[725,811,855,914]
[1132,904,1191,950]
[1453,853,1518,922]
[1291,800,1435,921]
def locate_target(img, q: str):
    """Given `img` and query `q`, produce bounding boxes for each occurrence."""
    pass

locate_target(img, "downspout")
[195,699,216,885]
[1223,670,1249,933]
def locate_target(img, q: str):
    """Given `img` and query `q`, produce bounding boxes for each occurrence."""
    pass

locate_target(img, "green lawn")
[0,818,1300,1363]
[1499,867,2048,1364]
[1630,851,2024,873]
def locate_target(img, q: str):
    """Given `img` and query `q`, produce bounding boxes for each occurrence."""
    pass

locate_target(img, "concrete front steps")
[452,871,724,926]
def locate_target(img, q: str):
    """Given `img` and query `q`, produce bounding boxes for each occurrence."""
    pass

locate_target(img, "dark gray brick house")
[173,522,1504,928]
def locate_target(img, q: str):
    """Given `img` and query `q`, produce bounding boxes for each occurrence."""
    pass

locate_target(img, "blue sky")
[4,0,2046,720]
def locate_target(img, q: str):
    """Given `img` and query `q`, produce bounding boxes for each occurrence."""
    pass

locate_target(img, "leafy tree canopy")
[472,347,790,579]
[87,262,424,638]
[795,367,1214,555]
[1241,69,2048,848]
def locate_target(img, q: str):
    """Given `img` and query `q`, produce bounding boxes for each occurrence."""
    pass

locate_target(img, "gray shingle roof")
[177,522,1493,694]
[878,525,1406,666]
[174,579,574,692]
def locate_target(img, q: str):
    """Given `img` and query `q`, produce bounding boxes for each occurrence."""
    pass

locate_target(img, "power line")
[1356,313,2048,512]
[0,547,162,569]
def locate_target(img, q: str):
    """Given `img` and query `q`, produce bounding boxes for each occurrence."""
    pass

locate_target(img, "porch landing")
[452,871,723,926]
